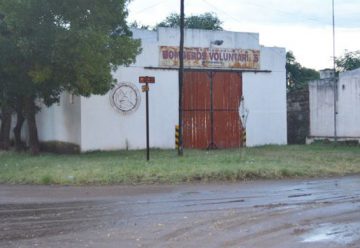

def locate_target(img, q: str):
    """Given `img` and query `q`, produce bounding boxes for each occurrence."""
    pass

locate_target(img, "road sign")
[142,85,149,92]
[138,76,155,161]
[139,76,155,84]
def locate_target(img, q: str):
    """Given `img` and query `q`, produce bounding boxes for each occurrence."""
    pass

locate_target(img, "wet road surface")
[0,176,359,247]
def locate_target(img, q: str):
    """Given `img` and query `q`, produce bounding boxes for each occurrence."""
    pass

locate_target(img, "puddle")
[288,193,312,198]
[302,223,360,245]
[180,191,200,196]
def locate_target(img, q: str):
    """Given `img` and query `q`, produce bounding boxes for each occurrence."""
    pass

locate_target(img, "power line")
[200,0,287,60]
[131,0,169,15]
[201,0,331,26]
[199,0,288,60]
[201,0,246,25]
[199,0,321,60]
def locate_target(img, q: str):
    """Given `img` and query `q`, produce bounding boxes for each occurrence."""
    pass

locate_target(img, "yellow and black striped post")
[175,125,180,149]
[242,129,247,147]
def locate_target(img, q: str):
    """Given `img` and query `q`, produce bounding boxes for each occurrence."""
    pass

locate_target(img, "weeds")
[0,144,359,185]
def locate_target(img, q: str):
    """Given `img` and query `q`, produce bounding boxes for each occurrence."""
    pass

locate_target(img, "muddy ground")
[0,176,359,248]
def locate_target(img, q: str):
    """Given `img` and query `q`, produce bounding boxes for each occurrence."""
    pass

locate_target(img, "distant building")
[308,68,360,143]
[319,68,336,79]
[35,28,287,152]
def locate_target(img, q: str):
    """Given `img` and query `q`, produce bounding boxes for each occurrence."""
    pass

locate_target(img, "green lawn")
[0,144,359,185]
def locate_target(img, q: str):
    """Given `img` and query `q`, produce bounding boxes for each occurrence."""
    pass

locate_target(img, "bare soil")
[0,176,359,247]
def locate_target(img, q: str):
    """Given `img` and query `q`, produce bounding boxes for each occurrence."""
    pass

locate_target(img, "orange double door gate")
[182,71,244,149]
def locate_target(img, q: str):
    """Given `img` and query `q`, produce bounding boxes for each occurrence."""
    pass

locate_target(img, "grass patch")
[40,141,80,154]
[0,144,360,185]
[40,175,53,185]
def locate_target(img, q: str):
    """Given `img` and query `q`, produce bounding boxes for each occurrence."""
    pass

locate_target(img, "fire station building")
[36,28,287,151]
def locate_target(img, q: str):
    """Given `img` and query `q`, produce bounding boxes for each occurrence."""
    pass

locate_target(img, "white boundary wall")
[309,68,360,140]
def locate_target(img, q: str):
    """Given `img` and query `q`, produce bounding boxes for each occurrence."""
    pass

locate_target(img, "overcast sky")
[127,0,360,70]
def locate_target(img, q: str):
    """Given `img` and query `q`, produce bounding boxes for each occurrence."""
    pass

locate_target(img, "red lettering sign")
[139,76,155,84]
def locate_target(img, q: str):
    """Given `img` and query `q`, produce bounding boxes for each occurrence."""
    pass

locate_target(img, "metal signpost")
[139,76,155,161]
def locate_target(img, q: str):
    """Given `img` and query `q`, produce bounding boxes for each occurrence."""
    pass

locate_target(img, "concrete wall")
[309,68,360,139]
[80,68,178,151]
[337,69,360,137]
[79,29,179,151]
[37,93,81,145]
[157,28,259,49]
[309,79,335,137]
[243,47,287,146]
[130,28,260,67]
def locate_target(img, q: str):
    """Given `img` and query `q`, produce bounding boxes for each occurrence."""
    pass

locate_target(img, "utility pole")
[178,0,184,156]
[332,0,337,143]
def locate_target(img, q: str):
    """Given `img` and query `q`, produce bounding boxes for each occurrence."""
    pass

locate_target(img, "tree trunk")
[14,103,25,151]
[24,97,40,155]
[0,105,12,150]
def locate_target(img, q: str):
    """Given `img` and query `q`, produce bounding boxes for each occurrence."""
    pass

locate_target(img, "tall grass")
[0,144,359,185]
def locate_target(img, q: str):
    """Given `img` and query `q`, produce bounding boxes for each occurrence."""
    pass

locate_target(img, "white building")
[308,68,360,142]
[36,28,287,152]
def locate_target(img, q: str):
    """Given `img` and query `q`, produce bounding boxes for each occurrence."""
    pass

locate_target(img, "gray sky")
[127,0,360,70]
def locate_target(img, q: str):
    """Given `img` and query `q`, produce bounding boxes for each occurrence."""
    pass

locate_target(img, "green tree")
[156,12,223,30]
[0,14,27,150]
[129,21,150,30]
[286,51,319,90]
[0,0,141,154]
[335,50,360,72]
[0,22,12,150]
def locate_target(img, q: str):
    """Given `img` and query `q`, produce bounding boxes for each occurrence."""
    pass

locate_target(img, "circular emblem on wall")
[110,82,141,115]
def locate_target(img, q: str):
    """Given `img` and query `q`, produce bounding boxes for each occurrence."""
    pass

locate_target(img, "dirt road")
[0,176,359,247]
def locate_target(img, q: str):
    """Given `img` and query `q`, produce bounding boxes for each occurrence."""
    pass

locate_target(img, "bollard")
[175,125,180,149]
[243,129,247,147]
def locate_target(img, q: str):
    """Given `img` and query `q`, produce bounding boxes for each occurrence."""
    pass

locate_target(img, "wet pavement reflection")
[0,176,359,247]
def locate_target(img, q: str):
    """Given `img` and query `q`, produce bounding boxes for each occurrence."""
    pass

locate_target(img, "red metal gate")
[182,71,243,149]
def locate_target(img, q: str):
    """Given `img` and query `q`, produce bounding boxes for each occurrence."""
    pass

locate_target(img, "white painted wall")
[309,68,360,138]
[337,69,360,137]
[309,80,335,137]
[243,47,287,146]
[157,28,259,49]
[80,67,178,151]
[131,28,260,68]
[37,92,81,145]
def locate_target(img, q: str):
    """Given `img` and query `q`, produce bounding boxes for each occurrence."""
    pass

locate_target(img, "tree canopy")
[336,50,360,72]
[286,51,319,91]
[129,21,150,30]
[156,12,223,30]
[0,0,141,154]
